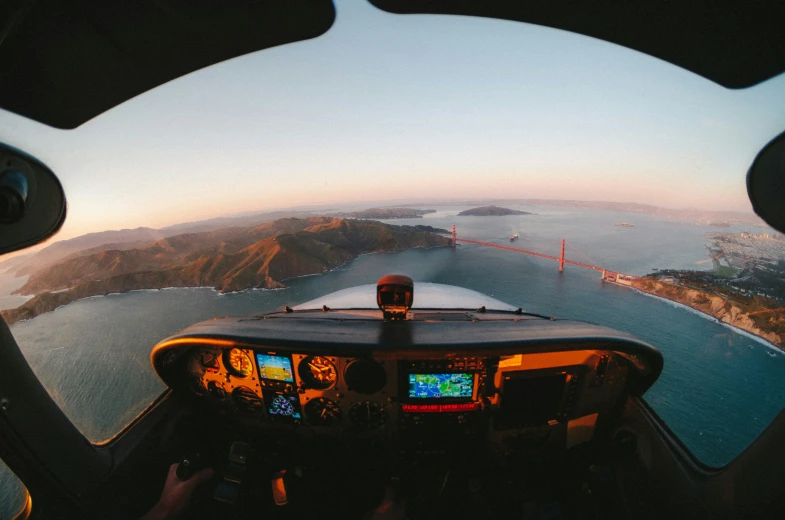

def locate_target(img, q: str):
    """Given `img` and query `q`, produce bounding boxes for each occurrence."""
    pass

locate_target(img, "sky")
[1,0,785,243]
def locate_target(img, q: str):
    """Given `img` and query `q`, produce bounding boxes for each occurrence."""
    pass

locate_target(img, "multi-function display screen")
[408,373,473,399]
[256,354,294,382]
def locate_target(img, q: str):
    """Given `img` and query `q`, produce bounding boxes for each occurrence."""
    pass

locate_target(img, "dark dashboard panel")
[151,311,659,461]
[152,311,662,389]
[180,343,628,455]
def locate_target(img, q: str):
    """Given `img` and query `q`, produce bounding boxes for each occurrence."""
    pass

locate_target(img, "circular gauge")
[199,350,219,369]
[348,401,386,429]
[298,355,338,389]
[232,386,263,414]
[224,348,253,378]
[344,359,387,394]
[270,394,295,416]
[305,398,343,427]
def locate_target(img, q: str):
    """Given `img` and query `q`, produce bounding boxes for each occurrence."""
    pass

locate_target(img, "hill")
[2,218,449,324]
[15,227,168,276]
[6,210,327,279]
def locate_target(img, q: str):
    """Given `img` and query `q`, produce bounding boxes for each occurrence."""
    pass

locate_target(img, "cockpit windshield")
[1,1,785,515]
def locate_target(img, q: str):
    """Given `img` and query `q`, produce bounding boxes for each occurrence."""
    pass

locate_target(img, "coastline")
[631,287,783,354]
[10,261,782,358]
[6,286,289,324]
[1,244,451,325]
[612,279,784,353]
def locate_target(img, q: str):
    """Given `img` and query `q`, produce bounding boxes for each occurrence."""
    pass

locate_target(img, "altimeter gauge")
[305,397,343,427]
[224,348,253,378]
[298,355,338,389]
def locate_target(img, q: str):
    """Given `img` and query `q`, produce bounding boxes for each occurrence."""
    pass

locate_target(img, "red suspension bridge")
[449,225,636,284]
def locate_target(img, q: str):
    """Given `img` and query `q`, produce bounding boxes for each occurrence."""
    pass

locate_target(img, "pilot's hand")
[140,463,214,520]
[367,486,408,520]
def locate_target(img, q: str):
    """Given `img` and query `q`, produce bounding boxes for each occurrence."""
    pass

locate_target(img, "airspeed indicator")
[224,348,253,378]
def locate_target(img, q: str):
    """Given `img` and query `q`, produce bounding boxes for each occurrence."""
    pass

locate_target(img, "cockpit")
[1,1,785,519]
[146,277,661,518]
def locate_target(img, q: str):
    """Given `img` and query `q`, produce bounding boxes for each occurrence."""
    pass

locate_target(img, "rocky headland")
[632,278,783,349]
[2,217,450,324]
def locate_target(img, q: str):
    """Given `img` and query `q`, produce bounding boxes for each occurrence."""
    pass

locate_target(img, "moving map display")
[408,373,473,399]
[256,354,294,382]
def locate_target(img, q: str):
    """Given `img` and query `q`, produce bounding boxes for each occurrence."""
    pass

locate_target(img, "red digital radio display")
[400,402,480,413]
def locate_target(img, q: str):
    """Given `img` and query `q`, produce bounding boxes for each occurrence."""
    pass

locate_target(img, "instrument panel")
[191,347,397,431]
[185,345,629,451]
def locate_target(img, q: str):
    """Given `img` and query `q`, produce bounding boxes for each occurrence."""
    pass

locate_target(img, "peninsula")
[458,205,532,216]
[2,218,450,324]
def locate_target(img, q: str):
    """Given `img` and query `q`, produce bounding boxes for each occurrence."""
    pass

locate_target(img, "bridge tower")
[558,239,565,272]
[452,225,456,247]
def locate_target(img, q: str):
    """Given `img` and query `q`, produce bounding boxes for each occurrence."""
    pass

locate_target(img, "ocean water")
[0,271,30,311]
[2,206,784,516]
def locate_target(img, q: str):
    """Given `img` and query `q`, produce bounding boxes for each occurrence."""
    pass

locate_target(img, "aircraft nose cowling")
[295,282,518,312]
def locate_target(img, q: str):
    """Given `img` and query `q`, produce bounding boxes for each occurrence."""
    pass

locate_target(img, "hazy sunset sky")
[1,0,785,242]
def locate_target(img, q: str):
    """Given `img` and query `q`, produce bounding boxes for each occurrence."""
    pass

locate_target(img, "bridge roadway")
[455,238,607,273]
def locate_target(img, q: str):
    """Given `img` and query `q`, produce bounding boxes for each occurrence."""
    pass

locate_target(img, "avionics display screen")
[262,390,302,420]
[408,373,473,399]
[256,354,294,382]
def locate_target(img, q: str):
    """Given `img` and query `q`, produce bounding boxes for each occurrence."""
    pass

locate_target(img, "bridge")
[449,225,636,284]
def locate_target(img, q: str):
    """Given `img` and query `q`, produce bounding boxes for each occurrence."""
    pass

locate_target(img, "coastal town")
[710,231,785,271]
[651,231,785,301]
[638,230,785,348]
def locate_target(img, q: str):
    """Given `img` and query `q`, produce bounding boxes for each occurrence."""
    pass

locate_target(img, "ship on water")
[615,222,635,228]
[510,233,519,242]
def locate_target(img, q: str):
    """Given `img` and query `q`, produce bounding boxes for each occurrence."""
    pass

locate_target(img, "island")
[457,205,532,216]
[629,231,785,349]
[1,217,450,324]
[330,207,436,219]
